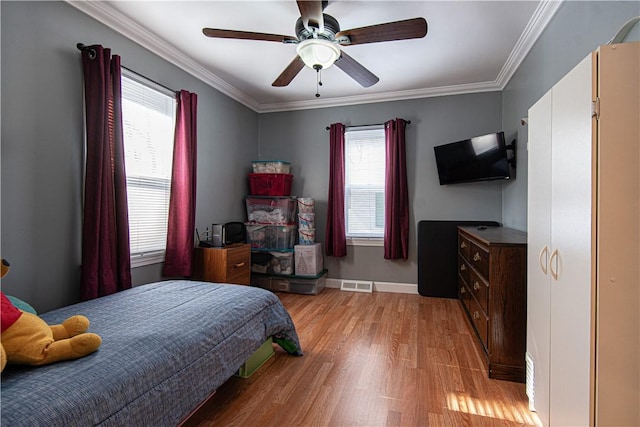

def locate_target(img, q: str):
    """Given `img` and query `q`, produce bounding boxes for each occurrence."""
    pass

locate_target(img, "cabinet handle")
[460,287,466,294]
[460,264,466,271]
[473,281,481,290]
[539,245,549,275]
[473,252,481,262]
[473,311,480,319]
[549,249,559,281]
[234,262,245,268]
[460,242,467,249]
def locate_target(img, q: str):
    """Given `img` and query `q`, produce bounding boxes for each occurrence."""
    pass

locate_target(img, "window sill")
[131,251,165,268]
[347,237,383,247]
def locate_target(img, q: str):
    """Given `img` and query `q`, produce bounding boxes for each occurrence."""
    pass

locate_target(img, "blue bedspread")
[1,280,301,426]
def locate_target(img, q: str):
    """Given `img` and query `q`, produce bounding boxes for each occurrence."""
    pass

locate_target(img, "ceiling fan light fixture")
[296,39,340,70]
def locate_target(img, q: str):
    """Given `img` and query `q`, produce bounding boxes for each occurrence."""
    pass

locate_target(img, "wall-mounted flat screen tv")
[434,131,512,185]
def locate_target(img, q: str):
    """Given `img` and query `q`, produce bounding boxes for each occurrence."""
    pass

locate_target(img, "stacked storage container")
[246,161,296,275]
[294,197,326,285]
[247,162,326,295]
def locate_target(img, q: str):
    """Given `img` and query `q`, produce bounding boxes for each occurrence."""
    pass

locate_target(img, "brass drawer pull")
[460,264,466,271]
[460,241,467,249]
[473,311,480,320]
[473,252,481,262]
[460,287,466,294]
[234,262,245,268]
[473,281,481,290]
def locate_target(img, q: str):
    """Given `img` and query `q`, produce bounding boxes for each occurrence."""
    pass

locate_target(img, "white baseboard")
[326,278,418,295]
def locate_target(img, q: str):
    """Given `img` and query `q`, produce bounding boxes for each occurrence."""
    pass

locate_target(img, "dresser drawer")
[459,277,471,305]
[468,295,489,352]
[458,234,471,261]
[458,258,470,285]
[469,268,489,315]
[469,241,489,279]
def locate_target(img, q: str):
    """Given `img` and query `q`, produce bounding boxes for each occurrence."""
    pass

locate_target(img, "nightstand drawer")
[192,244,251,285]
[225,245,250,284]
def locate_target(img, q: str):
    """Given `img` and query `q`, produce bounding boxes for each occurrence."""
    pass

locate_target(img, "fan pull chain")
[314,65,323,98]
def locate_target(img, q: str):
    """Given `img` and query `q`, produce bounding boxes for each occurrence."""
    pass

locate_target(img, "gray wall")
[259,93,504,285]
[501,1,640,230]
[1,1,258,312]
[2,1,638,311]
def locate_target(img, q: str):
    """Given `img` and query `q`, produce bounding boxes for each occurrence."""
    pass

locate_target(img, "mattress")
[1,280,302,426]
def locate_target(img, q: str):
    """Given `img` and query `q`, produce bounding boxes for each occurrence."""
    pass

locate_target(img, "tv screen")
[434,131,511,185]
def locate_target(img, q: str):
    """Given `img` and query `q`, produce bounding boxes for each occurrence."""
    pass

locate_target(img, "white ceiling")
[68,1,562,113]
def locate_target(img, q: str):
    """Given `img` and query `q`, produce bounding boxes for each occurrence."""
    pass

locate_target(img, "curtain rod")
[76,43,176,95]
[325,120,411,130]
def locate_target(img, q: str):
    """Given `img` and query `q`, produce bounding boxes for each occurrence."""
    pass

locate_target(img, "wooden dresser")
[457,226,527,382]
[192,243,251,285]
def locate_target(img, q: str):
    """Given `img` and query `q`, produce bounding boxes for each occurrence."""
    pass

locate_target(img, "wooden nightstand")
[192,243,251,285]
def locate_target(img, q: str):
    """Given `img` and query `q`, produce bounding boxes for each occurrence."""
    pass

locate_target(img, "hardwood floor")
[183,288,540,426]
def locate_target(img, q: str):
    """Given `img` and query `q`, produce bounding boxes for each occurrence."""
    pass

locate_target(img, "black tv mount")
[505,139,517,167]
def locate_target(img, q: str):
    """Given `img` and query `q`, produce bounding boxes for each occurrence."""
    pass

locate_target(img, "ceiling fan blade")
[272,56,305,87]
[203,28,297,43]
[336,17,428,46]
[334,52,379,88]
[297,0,324,32]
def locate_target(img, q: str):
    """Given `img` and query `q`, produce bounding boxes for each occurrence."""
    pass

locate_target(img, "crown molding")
[65,0,261,112]
[496,0,564,89]
[257,81,502,113]
[67,0,562,113]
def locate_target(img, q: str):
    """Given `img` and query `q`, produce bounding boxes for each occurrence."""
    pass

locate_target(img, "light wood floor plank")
[183,289,540,427]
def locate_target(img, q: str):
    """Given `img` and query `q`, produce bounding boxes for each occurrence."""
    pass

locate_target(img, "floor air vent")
[340,280,373,293]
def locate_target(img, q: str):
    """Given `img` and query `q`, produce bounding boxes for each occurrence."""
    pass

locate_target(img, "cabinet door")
[549,54,593,427]
[527,89,553,424]
[595,43,640,426]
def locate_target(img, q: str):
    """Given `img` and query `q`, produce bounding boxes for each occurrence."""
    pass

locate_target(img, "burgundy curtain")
[384,118,409,259]
[325,123,347,257]
[80,45,132,300]
[163,90,198,277]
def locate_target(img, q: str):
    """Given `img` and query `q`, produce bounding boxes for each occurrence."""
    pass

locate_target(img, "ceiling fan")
[202,1,428,90]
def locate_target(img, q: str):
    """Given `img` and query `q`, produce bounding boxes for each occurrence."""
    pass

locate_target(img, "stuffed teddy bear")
[1,259,102,372]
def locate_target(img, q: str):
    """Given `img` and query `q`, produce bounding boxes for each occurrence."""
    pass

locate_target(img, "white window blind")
[121,70,176,265]
[345,126,386,238]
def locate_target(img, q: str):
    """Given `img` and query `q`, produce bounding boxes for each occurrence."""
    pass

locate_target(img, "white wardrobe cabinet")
[526,42,639,427]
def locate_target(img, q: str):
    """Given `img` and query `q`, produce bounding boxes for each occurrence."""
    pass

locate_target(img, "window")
[344,126,385,244]
[121,70,176,267]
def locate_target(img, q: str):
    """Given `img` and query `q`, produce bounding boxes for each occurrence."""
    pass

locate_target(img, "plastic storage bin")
[235,338,275,378]
[298,228,316,244]
[251,270,327,295]
[297,197,315,213]
[252,161,291,174]
[245,223,297,251]
[251,250,294,275]
[246,196,297,224]
[249,173,293,196]
[251,275,291,292]
[297,212,314,229]
[289,271,327,295]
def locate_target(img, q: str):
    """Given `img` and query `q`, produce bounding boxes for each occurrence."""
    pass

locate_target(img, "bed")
[1,280,302,426]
